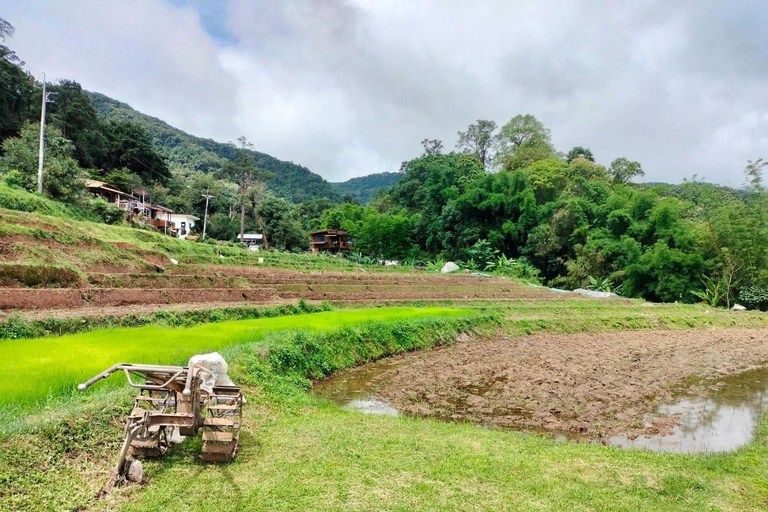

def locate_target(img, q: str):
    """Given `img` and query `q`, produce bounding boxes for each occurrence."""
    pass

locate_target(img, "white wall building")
[237,233,263,250]
[168,213,200,239]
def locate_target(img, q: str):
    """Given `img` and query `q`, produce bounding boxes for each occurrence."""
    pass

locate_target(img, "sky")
[3,0,767,185]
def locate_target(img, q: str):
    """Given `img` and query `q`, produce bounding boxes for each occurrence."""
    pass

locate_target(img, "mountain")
[331,172,402,203]
[88,92,340,203]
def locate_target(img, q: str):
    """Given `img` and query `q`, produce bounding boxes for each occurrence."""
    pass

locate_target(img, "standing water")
[314,358,768,454]
[608,366,768,453]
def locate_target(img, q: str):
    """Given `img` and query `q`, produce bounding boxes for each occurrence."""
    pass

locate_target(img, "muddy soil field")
[355,329,768,439]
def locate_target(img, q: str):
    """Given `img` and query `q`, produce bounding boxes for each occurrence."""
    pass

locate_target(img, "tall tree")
[495,114,556,170]
[609,157,644,184]
[744,158,767,193]
[43,80,106,168]
[566,146,594,163]
[97,120,171,184]
[0,122,85,200]
[0,17,23,65]
[219,136,272,245]
[0,18,33,143]
[420,138,443,156]
[456,119,497,168]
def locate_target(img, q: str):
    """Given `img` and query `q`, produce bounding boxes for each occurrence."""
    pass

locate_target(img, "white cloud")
[3,0,767,184]
[3,0,238,140]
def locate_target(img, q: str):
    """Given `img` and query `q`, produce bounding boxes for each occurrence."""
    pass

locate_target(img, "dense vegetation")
[89,92,340,203]
[306,120,768,306]
[330,171,402,203]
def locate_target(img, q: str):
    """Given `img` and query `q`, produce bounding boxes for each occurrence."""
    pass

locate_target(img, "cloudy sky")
[3,0,767,184]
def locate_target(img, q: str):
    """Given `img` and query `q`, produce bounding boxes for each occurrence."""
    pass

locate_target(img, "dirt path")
[373,328,768,439]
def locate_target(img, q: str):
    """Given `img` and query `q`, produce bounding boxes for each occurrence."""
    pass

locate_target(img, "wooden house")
[309,229,352,254]
[85,179,136,205]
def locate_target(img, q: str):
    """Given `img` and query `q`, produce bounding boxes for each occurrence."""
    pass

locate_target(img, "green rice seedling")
[0,307,472,407]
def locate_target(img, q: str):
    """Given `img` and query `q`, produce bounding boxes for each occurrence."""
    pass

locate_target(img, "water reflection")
[609,367,768,453]
[314,357,768,454]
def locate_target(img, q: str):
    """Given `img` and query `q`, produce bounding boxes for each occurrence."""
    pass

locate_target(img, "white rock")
[169,258,178,265]
[573,288,619,299]
[384,260,399,266]
[441,262,460,273]
[258,257,264,263]
[126,460,143,483]
[732,304,747,311]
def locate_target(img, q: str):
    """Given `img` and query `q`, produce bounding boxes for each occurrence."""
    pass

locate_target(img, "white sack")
[188,352,236,394]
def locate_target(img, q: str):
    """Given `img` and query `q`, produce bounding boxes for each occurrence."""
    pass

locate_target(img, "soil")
[0,266,580,312]
[370,328,768,439]
[0,299,298,321]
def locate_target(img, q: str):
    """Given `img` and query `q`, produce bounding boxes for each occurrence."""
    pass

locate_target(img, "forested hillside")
[305,118,768,308]
[88,93,339,203]
[331,172,401,203]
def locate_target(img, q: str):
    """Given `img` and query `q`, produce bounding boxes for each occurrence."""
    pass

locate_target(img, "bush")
[85,197,125,225]
[737,286,768,311]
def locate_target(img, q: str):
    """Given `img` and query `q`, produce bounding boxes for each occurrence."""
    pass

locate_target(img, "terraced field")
[0,207,570,317]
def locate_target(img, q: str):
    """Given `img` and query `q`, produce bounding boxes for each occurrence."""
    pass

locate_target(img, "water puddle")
[313,356,403,416]
[313,358,768,454]
[609,367,768,453]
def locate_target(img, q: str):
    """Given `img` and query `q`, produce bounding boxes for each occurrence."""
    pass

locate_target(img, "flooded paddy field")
[314,328,768,453]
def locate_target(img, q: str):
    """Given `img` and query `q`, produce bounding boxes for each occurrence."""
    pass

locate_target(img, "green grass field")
[109,405,768,512]
[0,307,471,407]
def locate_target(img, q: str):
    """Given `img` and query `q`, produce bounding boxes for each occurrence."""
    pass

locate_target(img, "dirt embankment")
[0,265,571,313]
[374,328,768,439]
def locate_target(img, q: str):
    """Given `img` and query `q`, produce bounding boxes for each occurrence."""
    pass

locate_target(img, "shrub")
[737,286,768,311]
[85,197,125,225]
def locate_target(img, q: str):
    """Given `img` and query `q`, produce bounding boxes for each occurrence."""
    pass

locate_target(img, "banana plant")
[691,275,727,307]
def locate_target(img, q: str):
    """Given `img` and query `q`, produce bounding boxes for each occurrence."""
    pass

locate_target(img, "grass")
[0,300,334,340]
[0,182,100,222]
[109,406,768,512]
[0,307,472,408]
[0,206,421,275]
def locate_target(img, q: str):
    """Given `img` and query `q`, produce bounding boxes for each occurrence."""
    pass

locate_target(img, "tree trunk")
[252,202,270,251]
[239,202,245,243]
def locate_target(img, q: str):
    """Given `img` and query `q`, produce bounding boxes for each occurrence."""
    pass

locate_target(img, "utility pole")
[37,73,56,194]
[201,187,215,240]
[37,74,47,194]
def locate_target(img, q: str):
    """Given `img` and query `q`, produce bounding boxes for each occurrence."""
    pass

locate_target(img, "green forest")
[1,18,767,308]
[330,172,401,203]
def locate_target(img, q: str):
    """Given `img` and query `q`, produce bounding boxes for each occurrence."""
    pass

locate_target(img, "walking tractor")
[78,353,243,484]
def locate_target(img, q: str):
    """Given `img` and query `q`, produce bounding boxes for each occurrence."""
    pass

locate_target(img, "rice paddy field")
[0,307,470,408]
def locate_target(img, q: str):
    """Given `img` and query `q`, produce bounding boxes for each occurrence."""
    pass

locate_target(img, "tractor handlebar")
[78,363,123,391]
[77,363,191,392]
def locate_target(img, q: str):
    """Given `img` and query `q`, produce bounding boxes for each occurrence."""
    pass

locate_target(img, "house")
[237,233,263,249]
[85,179,136,205]
[84,180,182,235]
[168,213,200,239]
[309,229,352,254]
